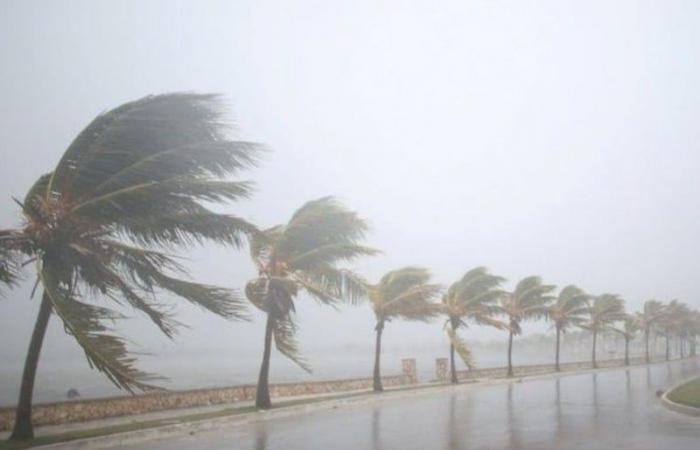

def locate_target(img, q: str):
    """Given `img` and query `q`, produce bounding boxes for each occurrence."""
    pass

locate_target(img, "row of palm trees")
[368,268,700,390]
[0,93,697,441]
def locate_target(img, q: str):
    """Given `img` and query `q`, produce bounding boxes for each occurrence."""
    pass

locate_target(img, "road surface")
[120,359,700,450]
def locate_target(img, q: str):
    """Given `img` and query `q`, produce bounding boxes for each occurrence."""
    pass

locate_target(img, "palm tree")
[635,300,665,363]
[677,309,700,358]
[613,315,640,366]
[546,285,589,371]
[441,267,506,383]
[685,311,700,357]
[0,93,260,440]
[658,300,690,361]
[583,294,625,368]
[499,276,555,377]
[245,197,378,408]
[368,267,441,392]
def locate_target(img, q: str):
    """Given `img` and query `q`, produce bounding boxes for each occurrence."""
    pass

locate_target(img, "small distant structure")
[66,388,81,399]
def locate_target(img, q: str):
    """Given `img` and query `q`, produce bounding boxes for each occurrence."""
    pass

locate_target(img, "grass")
[0,383,447,449]
[667,376,700,408]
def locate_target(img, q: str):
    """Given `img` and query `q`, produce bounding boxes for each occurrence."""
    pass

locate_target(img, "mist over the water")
[2,0,700,405]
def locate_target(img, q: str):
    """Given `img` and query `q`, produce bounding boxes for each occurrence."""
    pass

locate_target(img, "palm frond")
[274,197,370,259]
[378,266,432,301]
[472,314,508,330]
[289,243,379,271]
[0,229,27,292]
[41,264,161,392]
[118,207,257,249]
[370,266,441,321]
[446,326,475,369]
[586,293,626,330]
[272,316,311,373]
[153,274,249,321]
[49,93,261,200]
[295,265,369,306]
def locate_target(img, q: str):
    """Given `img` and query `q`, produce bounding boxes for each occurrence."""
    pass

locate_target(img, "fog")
[1,0,700,404]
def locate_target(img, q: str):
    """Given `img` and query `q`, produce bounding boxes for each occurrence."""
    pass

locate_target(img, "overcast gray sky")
[1,0,700,397]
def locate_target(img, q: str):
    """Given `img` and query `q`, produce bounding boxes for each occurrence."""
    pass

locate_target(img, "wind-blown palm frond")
[0,229,27,293]
[48,94,260,200]
[9,93,261,394]
[583,293,626,332]
[547,285,590,332]
[41,264,161,392]
[272,316,311,373]
[613,315,640,340]
[636,299,666,330]
[273,197,373,261]
[443,267,506,324]
[370,266,442,322]
[500,276,555,333]
[446,324,475,369]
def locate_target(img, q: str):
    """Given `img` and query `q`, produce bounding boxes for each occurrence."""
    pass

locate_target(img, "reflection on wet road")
[125,359,700,450]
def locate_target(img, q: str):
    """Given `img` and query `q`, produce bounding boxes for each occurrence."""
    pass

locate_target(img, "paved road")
[122,359,700,450]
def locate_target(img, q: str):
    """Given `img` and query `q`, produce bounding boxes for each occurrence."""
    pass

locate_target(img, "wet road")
[124,359,700,450]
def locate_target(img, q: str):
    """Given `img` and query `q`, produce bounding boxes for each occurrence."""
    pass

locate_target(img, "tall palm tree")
[635,300,665,363]
[499,276,555,377]
[613,315,640,366]
[368,266,441,392]
[685,311,700,357]
[0,93,260,440]
[658,300,689,361]
[583,294,625,368]
[441,267,506,383]
[677,309,700,358]
[546,285,589,371]
[245,197,378,408]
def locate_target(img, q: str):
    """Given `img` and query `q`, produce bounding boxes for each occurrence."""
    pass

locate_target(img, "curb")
[661,376,700,417]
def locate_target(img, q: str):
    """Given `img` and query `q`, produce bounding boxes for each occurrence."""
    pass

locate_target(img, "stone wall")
[0,369,415,431]
[438,356,662,382]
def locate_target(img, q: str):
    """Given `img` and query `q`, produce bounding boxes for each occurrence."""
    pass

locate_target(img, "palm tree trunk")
[255,313,274,409]
[592,329,598,369]
[692,337,697,357]
[507,329,514,377]
[10,292,52,441]
[555,326,561,372]
[373,320,385,392]
[624,337,629,366]
[644,328,650,363]
[449,318,459,384]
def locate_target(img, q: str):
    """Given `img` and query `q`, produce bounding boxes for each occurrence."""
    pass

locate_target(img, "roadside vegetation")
[2,92,700,443]
[667,377,700,408]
